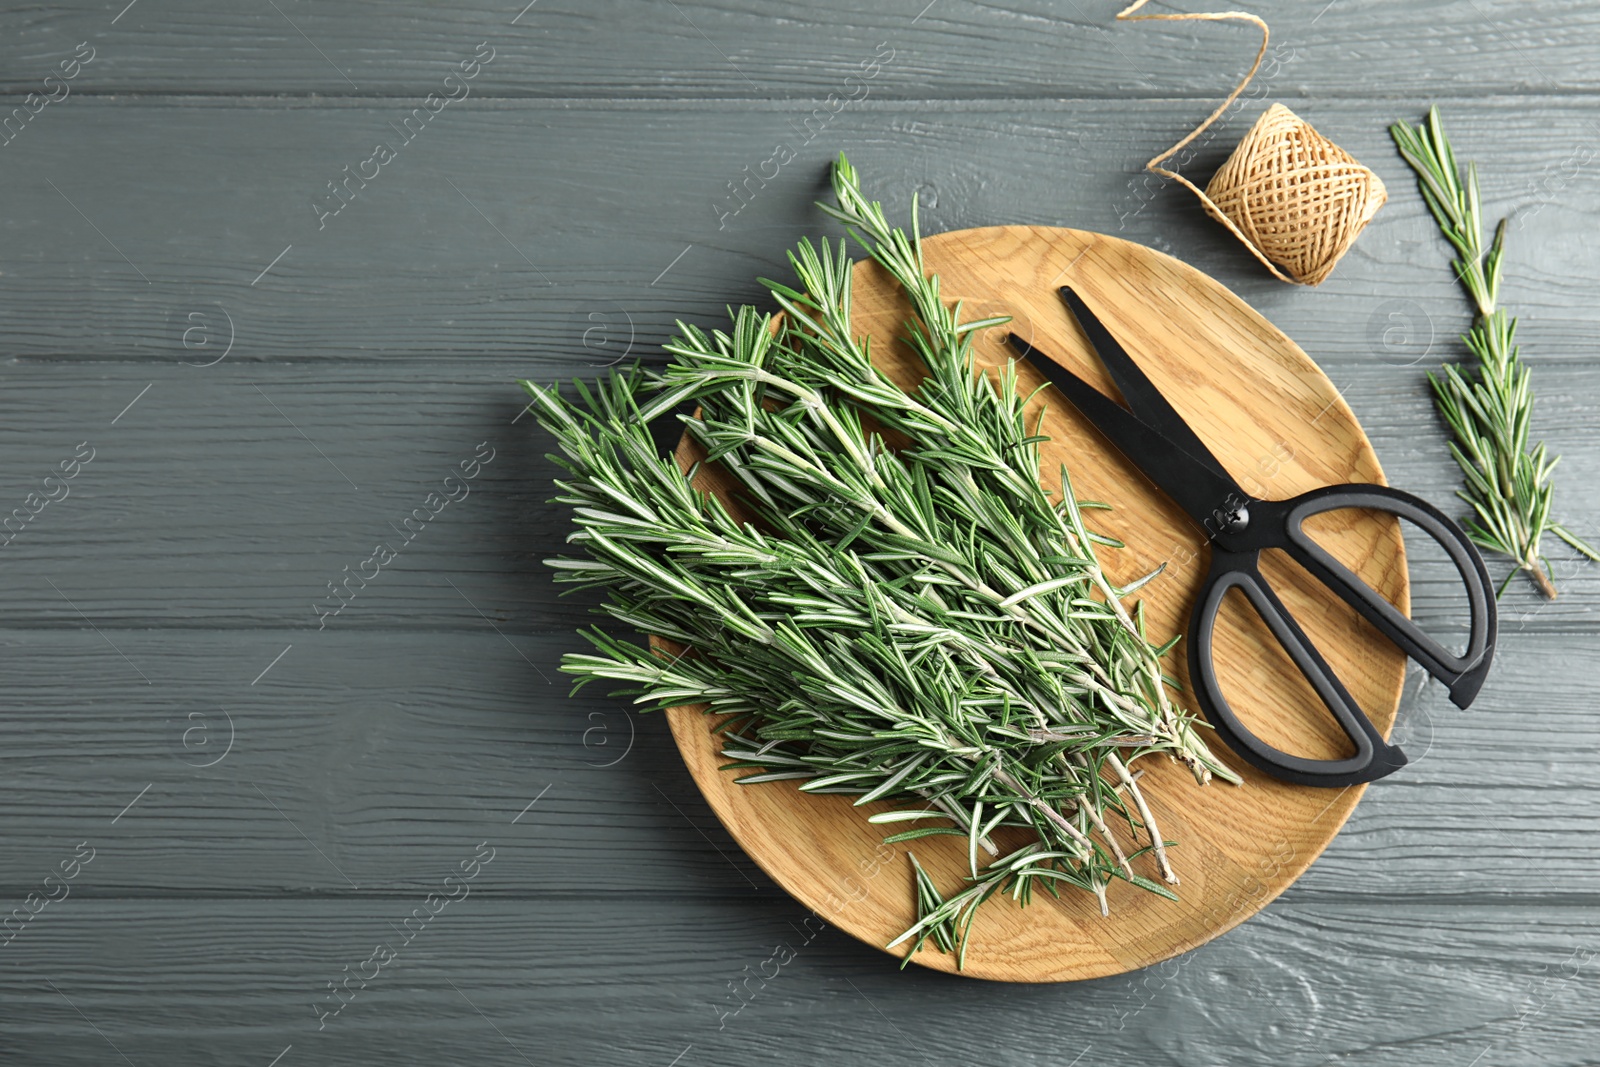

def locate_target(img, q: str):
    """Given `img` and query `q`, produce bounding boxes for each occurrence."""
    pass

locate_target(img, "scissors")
[1006,287,1497,787]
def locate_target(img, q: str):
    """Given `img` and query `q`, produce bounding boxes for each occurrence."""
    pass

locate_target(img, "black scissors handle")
[1188,552,1409,788]
[1278,484,1496,707]
[1192,483,1498,787]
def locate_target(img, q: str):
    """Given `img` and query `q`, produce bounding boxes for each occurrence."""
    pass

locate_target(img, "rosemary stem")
[992,766,1097,859]
[1107,752,1175,884]
[1391,108,1595,599]
[1073,781,1134,878]
[1527,558,1558,599]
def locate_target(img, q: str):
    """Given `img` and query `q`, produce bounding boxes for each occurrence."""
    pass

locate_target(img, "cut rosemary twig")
[1390,108,1599,598]
[522,155,1235,967]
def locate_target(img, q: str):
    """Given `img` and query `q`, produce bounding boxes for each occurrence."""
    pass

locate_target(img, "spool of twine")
[1115,3,1387,286]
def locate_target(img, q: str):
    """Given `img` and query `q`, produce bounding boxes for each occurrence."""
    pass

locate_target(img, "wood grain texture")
[3,628,1600,901]
[3,1,1599,98]
[662,226,1408,980]
[3,359,1598,632]
[0,623,1594,907]
[1,0,1597,1059]
[2,898,1597,1067]
[1,100,1599,365]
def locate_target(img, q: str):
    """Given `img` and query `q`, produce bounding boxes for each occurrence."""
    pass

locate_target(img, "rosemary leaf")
[1390,107,1597,597]
[522,155,1235,967]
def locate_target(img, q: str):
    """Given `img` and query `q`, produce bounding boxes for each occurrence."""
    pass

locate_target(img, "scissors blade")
[1056,286,1233,484]
[1007,332,1250,533]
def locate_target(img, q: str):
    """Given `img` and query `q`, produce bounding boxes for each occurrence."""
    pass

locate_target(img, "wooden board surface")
[5,0,1600,1061]
[666,226,1408,980]
[7,1,1600,98]
[4,898,1598,1067]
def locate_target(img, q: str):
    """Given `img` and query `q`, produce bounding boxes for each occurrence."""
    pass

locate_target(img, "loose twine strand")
[1115,1,1386,285]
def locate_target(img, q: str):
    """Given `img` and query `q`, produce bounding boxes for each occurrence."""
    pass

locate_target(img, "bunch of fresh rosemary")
[523,156,1235,967]
[1390,108,1598,597]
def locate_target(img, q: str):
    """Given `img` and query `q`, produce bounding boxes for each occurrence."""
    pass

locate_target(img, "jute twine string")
[1115,2,1387,286]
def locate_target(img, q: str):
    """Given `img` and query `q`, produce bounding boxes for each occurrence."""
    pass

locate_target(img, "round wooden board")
[663,226,1408,982]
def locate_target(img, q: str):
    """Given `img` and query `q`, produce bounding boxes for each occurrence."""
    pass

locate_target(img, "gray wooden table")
[3,2,1598,1064]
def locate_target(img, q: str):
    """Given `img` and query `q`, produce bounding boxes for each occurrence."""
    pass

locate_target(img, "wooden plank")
[1,896,1596,1066]
[1,628,1597,898]
[1,359,1596,631]
[0,99,1597,364]
[3,0,1600,99]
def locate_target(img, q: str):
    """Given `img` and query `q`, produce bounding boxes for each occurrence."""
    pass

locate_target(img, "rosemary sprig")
[1390,108,1599,597]
[522,156,1234,967]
